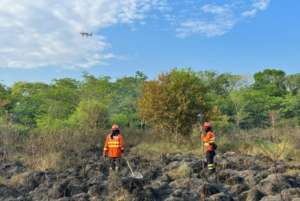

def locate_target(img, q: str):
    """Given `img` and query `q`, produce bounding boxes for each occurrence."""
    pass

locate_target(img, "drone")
[80,31,92,37]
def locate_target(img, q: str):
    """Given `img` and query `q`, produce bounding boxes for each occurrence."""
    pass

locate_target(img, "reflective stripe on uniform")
[103,148,108,150]
[208,137,215,143]
[108,145,120,148]
[208,164,215,169]
[108,142,119,144]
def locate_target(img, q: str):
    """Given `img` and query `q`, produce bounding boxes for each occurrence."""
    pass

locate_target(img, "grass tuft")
[283,169,300,175]
[167,162,192,179]
[35,152,69,171]
[132,141,203,155]
[9,174,27,189]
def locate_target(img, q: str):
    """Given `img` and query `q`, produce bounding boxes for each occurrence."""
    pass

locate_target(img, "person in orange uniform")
[103,124,125,172]
[201,122,216,174]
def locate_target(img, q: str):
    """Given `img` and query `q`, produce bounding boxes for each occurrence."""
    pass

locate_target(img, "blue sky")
[0,0,299,86]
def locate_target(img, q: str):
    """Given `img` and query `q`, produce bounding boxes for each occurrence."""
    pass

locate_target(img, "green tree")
[229,89,249,131]
[243,89,269,128]
[253,69,287,97]
[198,71,252,130]
[197,70,233,97]
[45,78,80,120]
[111,72,147,127]
[0,83,10,100]
[110,113,129,128]
[34,78,81,130]
[79,72,113,105]
[68,99,109,130]
[10,82,49,126]
[138,67,215,143]
[285,73,300,95]
[278,93,300,119]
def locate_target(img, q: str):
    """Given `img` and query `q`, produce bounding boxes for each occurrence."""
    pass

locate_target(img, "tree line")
[0,68,300,137]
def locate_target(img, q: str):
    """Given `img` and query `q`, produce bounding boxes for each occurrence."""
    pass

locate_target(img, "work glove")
[103,153,107,159]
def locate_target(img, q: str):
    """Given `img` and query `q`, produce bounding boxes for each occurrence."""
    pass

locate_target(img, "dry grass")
[0,175,9,186]
[5,127,152,171]
[283,169,300,175]
[132,141,204,156]
[167,162,192,179]
[90,197,102,201]
[8,174,27,189]
[15,127,109,171]
[132,134,251,157]
[0,174,26,189]
[216,135,250,153]
[34,152,69,171]
[244,133,300,162]
[1,124,300,172]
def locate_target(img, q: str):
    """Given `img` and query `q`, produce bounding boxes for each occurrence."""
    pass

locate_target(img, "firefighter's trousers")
[109,157,121,171]
[206,150,215,173]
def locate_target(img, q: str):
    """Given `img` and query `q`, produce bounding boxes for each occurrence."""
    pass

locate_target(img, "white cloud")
[176,3,236,38]
[150,14,160,19]
[176,20,235,38]
[253,0,270,10]
[201,4,233,17]
[241,9,257,18]
[175,1,271,38]
[0,0,153,69]
[157,6,173,12]
[0,0,272,69]
[164,14,177,21]
[240,0,270,18]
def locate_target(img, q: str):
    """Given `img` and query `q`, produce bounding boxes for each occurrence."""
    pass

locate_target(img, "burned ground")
[0,150,300,201]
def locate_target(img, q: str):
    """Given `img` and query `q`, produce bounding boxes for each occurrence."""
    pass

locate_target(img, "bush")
[110,113,129,128]
[68,99,110,129]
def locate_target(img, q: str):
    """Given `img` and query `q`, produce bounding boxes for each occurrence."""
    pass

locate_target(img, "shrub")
[167,162,192,179]
[68,99,110,129]
[110,113,129,128]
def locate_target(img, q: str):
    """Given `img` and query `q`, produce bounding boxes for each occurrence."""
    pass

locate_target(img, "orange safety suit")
[103,134,124,157]
[202,131,216,151]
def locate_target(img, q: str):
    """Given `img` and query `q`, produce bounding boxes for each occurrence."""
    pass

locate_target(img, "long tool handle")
[125,158,134,173]
[202,139,205,170]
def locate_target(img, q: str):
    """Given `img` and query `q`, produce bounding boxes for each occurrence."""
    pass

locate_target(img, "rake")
[124,157,143,179]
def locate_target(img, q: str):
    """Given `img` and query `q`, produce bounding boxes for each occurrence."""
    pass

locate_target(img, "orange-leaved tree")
[138,67,217,143]
[0,99,10,118]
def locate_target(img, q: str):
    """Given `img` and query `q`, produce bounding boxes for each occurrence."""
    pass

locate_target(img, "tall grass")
[132,141,202,155]
[0,123,299,172]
